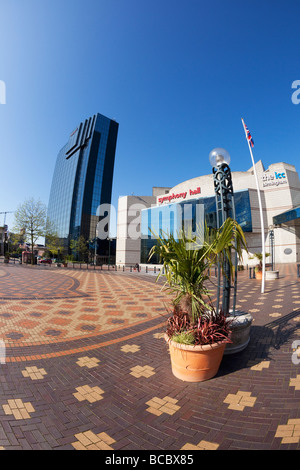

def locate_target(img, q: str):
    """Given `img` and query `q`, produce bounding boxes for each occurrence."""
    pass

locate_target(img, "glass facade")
[141,190,252,264]
[47,113,119,253]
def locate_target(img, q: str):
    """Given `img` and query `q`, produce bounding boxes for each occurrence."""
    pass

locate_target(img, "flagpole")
[241,118,265,294]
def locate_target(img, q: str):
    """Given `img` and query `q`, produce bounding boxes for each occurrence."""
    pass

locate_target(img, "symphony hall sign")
[158,187,201,204]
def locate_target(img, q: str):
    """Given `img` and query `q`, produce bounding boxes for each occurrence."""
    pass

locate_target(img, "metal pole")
[270,229,274,271]
[108,238,111,266]
[241,118,265,293]
[212,162,236,316]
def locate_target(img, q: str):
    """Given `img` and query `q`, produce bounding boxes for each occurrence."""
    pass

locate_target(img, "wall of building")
[116,161,300,266]
[116,195,156,266]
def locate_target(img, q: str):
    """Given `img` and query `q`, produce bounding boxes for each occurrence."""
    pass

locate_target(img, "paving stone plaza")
[0,262,299,450]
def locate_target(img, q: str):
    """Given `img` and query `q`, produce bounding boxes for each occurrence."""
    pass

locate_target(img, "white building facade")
[116,161,300,267]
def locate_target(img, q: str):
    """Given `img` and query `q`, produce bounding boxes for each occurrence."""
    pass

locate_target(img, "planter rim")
[164,333,228,352]
[226,314,253,332]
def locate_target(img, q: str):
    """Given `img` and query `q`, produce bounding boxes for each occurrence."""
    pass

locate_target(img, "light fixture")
[209,148,231,167]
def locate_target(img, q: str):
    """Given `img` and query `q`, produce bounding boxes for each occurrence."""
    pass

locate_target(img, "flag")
[243,120,254,147]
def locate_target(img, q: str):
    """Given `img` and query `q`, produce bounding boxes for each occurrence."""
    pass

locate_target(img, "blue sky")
[1,0,300,232]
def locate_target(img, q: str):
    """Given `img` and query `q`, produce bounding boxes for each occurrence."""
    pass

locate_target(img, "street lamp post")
[269,226,275,271]
[94,237,97,265]
[108,237,112,265]
[209,148,237,316]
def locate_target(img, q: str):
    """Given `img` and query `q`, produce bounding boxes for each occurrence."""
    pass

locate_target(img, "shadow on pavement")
[218,309,300,377]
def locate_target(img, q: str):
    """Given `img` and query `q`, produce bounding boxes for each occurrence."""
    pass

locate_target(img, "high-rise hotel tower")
[47,113,119,251]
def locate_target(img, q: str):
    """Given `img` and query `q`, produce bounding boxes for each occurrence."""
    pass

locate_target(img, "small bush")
[166,307,232,346]
[171,331,195,345]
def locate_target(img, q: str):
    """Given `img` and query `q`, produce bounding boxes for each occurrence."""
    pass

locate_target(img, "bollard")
[146,266,148,273]
[297,264,300,278]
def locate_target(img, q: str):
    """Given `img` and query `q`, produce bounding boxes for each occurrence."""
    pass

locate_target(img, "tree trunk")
[31,233,34,265]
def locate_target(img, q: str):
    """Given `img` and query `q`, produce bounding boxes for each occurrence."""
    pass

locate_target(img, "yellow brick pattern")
[72,431,115,450]
[73,385,105,403]
[121,344,140,353]
[275,419,300,444]
[2,399,35,420]
[22,366,47,380]
[76,356,100,368]
[289,375,300,390]
[223,391,257,411]
[181,440,219,450]
[247,360,270,371]
[130,365,155,378]
[146,396,180,416]
[153,332,164,339]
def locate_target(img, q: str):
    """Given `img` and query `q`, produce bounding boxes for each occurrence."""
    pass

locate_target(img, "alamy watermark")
[292,340,300,365]
[95,202,205,247]
[291,80,300,104]
[0,80,6,104]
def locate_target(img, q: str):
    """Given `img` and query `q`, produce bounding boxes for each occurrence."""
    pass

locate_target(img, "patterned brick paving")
[0,266,168,347]
[0,263,299,450]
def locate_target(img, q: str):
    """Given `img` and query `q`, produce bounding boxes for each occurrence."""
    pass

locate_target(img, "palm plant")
[149,217,248,323]
[249,252,270,272]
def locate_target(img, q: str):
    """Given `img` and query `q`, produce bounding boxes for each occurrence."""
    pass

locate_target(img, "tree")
[70,235,88,262]
[13,198,47,264]
[6,231,23,257]
[44,218,66,260]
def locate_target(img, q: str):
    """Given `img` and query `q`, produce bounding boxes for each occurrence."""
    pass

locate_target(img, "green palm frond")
[148,218,248,322]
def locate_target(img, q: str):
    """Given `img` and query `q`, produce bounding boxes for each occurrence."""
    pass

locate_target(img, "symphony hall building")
[116,160,300,267]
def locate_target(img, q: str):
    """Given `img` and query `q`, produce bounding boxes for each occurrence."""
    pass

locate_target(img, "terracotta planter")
[165,334,227,382]
[255,270,262,280]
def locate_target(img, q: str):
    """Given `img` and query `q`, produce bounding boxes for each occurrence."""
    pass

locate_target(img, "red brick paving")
[0,263,299,450]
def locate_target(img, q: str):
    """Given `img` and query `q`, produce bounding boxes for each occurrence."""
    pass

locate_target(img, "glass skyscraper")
[47,113,119,252]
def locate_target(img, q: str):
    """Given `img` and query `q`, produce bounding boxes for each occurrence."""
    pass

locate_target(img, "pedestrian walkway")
[0,263,299,450]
